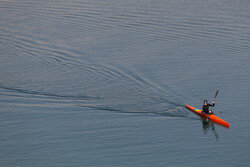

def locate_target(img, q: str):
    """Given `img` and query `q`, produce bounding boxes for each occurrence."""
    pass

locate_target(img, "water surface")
[0,0,250,166]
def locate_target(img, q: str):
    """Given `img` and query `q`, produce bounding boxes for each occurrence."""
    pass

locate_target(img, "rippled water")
[0,0,250,166]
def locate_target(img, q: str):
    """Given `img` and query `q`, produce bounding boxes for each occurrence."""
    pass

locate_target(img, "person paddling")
[202,100,215,115]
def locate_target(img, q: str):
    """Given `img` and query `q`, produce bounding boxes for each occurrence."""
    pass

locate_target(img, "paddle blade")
[214,90,219,100]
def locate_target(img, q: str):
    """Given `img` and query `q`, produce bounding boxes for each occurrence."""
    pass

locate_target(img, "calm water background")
[0,0,250,166]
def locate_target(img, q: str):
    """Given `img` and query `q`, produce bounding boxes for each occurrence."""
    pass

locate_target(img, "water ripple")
[0,0,249,118]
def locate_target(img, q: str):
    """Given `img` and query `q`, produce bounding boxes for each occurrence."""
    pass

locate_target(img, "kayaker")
[202,100,215,115]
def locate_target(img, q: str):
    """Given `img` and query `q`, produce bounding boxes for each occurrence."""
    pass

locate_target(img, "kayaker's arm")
[208,101,215,107]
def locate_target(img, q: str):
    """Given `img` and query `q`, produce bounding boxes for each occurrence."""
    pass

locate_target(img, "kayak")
[186,104,230,127]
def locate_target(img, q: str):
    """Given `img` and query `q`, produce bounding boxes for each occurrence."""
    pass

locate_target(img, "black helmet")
[204,100,208,104]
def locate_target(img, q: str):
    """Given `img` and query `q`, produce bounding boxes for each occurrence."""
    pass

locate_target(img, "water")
[0,0,250,166]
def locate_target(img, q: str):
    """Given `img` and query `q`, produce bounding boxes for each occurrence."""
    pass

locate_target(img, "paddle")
[210,90,219,114]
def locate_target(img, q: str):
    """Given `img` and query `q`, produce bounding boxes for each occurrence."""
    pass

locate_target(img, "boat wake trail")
[0,84,102,100]
[77,104,190,119]
[0,77,189,119]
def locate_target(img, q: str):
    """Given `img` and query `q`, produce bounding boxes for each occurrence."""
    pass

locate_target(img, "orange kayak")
[186,104,230,127]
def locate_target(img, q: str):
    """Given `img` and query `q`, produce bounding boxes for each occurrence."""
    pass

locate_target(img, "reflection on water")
[201,118,219,141]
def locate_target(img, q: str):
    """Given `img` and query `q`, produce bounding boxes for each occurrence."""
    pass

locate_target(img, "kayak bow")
[186,104,230,127]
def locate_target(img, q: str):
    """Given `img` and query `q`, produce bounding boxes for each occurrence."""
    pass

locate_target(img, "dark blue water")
[0,0,250,166]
